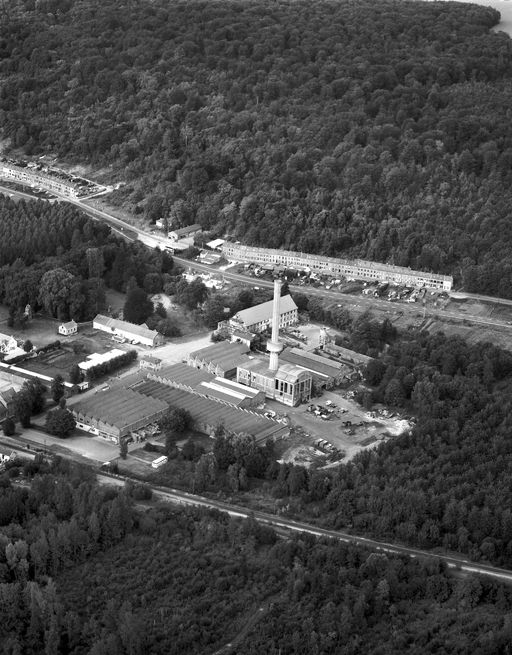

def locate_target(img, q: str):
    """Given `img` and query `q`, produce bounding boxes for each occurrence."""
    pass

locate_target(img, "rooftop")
[232,294,297,327]
[141,355,162,365]
[222,243,453,283]
[155,362,213,388]
[238,356,310,384]
[189,341,250,372]
[171,223,202,236]
[70,388,167,430]
[206,238,225,249]
[132,380,285,442]
[280,347,345,379]
[93,315,160,341]
[151,362,263,406]
[79,349,125,371]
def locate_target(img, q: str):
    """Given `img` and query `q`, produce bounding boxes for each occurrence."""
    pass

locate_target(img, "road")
[98,473,512,585]
[174,256,512,331]
[2,179,512,329]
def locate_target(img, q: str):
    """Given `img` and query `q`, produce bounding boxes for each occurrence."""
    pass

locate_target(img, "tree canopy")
[2,0,512,293]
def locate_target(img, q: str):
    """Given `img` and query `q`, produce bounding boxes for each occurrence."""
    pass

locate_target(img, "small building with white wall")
[58,320,78,336]
[93,315,164,347]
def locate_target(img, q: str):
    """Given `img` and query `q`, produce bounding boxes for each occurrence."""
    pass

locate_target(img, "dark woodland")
[1,458,512,654]
[2,0,512,293]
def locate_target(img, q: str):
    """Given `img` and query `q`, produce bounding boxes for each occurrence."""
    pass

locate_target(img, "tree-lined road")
[2,180,511,332]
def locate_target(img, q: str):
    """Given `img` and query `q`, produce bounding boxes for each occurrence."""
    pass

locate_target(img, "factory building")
[187,341,251,378]
[147,362,265,408]
[235,279,312,407]
[70,388,167,443]
[319,329,373,368]
[222,243,453,291]
[220,294,298,334]
[236,359,311,406]
[131,379,286,443]
[279,347,348,388]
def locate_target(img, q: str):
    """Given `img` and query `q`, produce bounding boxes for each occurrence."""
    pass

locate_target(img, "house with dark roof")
[168,224,202,241]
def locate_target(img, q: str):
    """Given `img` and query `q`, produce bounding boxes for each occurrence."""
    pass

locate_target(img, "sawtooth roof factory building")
[131,378,286,442]
[148,362,265,408]
[222,243,453,291]
[187,341,252,378]
[70,388,168,443]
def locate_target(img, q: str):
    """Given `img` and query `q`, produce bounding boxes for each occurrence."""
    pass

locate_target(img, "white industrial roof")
[206,238,225,249]
[233,294,297,327]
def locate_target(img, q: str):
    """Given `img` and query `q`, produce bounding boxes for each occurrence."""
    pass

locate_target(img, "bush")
[85,350,137,381]
[131,483,153,500]
[2,418,15,436]
[45,407,76,438]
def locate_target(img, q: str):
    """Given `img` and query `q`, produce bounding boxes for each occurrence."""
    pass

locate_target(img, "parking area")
[12,426,119,464]
[267,387,411,465]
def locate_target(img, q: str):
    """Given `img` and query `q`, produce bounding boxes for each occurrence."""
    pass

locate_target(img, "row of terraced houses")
[221,243,453,291]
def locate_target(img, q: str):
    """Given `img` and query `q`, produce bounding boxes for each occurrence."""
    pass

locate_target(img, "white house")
[58,320,78,336]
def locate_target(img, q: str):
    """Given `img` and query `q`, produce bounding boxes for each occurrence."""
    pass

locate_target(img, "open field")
[0,310,62,347]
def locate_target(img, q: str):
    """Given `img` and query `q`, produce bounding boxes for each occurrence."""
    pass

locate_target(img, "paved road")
[3,181,512,330]
[97,473,512,585]
[175,256,512,331]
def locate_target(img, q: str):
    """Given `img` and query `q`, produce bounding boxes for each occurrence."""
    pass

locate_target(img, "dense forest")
[0,195,177,322]
[239,329,512,570]
[2,458,512,654]
[2,0,512,293]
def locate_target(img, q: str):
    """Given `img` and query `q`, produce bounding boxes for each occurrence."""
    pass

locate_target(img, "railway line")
[97,472,512,585]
